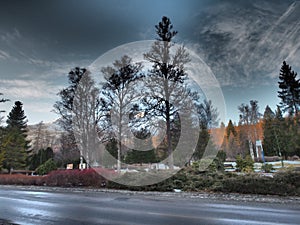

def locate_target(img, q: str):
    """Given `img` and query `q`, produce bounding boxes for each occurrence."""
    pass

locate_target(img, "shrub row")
[0,168,299,196]
[107,169,300,196]
[0,169,107,187]
[0,174,43,185]
[217,171,300,196]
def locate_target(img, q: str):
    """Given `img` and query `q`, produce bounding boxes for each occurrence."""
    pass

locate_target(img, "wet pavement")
[0,186,299,225]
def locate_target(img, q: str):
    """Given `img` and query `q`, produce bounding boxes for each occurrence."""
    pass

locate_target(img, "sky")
[0,0,300,125]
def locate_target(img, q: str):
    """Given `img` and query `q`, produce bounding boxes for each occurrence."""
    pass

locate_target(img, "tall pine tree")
[3,101,29,172]
[278,61,300,116]
[143,16,195,169]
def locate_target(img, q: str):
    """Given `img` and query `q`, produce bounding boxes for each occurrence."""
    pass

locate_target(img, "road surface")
[0,186,299,225]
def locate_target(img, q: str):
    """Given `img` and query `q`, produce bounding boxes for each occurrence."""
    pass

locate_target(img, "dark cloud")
[1,0,299,123]
[187,0,300,87]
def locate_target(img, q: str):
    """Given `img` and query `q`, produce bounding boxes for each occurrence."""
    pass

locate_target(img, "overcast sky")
[1,0,300,125]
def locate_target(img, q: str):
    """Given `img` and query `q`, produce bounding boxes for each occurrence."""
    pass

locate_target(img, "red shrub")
[0,174,43,185]
[43,169,107,187]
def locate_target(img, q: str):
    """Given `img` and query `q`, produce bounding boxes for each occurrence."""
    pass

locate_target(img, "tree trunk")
[166,100,174,170]
[117,111,122,173]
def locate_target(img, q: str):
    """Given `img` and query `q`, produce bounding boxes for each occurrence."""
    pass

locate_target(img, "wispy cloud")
[0,49,10,60]
[0,28,21,43]
[0,79,61,99]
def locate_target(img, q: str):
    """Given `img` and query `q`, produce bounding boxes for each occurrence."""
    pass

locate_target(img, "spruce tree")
[278,61,300,116]
[274,106,288,160]
[226,120,237,139]
[6,101,27,131]
[262,105,277,156]
[2,130,27,172]
[221,120,239,159]
[4,101,29,172]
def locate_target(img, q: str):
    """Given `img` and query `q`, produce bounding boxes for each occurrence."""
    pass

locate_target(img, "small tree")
[236,155,254,173]
[274,106,289,160]
[29,147,54,170]
[262,105,277,156]
[56,133,80,168]
[102,138,118,168]
[125,128,156,165]
[198,100,219,129]
[261,163,273,173]
[226,120,237,139]
[238,100,262,159]
[278,61,300,116]
[193,100,219,161]
[36,159,57,175]
[222,120,240,159]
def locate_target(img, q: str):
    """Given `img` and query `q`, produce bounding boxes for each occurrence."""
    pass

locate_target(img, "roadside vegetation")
[0,153,299,196]
[0,17,300,197]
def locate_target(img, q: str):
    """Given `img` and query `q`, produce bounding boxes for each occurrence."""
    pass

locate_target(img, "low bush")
[42,169,107,187]
[216,172,300,196]
[107,167,300,196]
[261,163,274,173]
[236,155,254,172]
[0,174,43,185]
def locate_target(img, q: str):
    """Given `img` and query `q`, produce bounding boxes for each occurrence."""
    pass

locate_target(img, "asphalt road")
[0,187,299,225]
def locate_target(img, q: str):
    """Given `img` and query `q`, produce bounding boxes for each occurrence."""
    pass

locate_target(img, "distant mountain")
[27,120,64,153]
[187,0,300,87]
